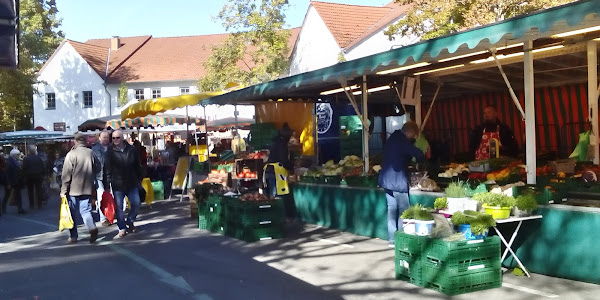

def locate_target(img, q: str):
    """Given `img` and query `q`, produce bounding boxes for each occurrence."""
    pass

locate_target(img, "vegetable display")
[515,193,538,211]
[450,210,496,236]
[434,197,448,210]
[401,204,433,220]
[445,181,467,198]
[472,192,516,208]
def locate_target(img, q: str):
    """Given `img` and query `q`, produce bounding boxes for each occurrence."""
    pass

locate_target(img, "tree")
[198,0,291,92]
[0,0,63,131]
[385,0,576,41]
[118,81,128,107]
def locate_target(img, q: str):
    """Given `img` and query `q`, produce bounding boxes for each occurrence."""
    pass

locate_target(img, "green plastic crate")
[227,209,285,227]
[424,268,502,296]
[394,231,431,255]
[395,258,425,287]
[423,253,500,278]
[224,223,284,242]
[425,236,500,263]
[224,197,283,214]
[152,181,164,200]
[198,214,208,230]
[208,216,224,234]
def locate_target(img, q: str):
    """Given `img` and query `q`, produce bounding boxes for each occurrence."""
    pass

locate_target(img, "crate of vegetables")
[224,194,285,227]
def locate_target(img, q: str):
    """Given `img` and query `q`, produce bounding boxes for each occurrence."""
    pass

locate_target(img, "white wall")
[345,17,420,61]
[34,42,108,134]
[288,6,341,76]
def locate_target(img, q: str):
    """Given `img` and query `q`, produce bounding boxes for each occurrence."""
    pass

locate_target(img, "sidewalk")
[1,188,598,300]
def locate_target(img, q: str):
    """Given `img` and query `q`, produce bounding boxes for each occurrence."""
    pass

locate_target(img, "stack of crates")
[206,194,224,234]
[394,232,502,296]
[249,123,277,150]
[339,116,363,158]
[223,196,285,242]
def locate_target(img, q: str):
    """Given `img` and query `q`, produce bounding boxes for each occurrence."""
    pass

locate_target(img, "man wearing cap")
[61,133,100,243]
[105,130,143,239]
[2,149,26,214]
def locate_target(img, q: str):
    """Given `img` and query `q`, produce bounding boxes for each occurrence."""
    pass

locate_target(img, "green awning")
[201,0,600,105]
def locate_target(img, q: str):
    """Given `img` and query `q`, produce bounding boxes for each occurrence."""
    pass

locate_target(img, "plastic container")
[414,220,435,236]
[482,204,511,219]
[424,268,502,296]
[457,224,488,240]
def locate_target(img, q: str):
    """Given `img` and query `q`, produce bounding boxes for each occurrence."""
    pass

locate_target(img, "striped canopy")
[106,115,205,130]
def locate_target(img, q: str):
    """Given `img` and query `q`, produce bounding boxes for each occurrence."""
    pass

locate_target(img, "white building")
[288,1,418,76]
[34,31,299,134]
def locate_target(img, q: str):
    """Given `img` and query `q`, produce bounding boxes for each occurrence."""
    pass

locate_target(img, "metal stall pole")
[362,75,370,172]
[524,41,536,184]
[588,40,599,165]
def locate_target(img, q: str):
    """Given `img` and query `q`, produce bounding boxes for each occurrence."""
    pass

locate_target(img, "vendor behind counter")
[469,105,519,160]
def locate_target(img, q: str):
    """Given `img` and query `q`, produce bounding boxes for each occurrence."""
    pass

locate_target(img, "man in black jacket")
[105,130,143,239]
[23,145,45,210]
[469,105,519,160]
[264,124,293,197]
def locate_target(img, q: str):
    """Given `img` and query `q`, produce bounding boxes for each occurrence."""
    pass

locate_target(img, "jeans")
[385,189,410,243]
[264,172,277,197]
[113,186,141,231]
[68,196,97,239]
[96,181,107,222]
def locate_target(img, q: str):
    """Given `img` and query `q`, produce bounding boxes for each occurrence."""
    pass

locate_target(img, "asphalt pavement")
[1,187,598,300]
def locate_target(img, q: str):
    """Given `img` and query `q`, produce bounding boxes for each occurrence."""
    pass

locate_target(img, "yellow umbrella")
[121,83,242,120]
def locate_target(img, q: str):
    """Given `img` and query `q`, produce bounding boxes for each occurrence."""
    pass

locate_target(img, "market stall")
[192,0,600,288]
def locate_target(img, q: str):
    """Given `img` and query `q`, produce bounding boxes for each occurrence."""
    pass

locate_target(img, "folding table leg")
[493,225,532,277]
[501,221,523,262]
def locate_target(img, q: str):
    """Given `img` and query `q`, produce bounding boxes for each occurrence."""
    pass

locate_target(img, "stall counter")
[292,182,442,240]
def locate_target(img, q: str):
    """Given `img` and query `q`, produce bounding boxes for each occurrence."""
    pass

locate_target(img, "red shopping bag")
[100,191,115,224]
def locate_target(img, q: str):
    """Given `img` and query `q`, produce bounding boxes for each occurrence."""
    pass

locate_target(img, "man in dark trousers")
[264,123,293,197]
[23,145,45,210]
[379,121,425,247]
[61,133,100,244]
[469,105,519,160]
[105,130,143,239]
[2,149,25,214]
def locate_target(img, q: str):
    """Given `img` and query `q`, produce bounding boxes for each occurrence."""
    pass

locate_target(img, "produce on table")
[434,197,447,210]
[401,204,433,220]
[444,181,467,198]
[472,192,516,208]
[438,163,469,178]
[515,193,538,211]
[303,156,380,178]
[238,192,273,202]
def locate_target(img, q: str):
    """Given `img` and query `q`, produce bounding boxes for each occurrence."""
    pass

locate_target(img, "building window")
[46,93,56,110]
[180,87,190,95]
[135,89,144,100]
[83,91,93,108]
[152,88,161,99]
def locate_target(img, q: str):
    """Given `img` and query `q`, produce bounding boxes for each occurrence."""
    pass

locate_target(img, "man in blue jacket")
[379,121,425,247]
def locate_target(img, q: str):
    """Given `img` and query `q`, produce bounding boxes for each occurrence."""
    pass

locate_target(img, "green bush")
[472,192,515,208]
[445,181,467,198]
[515,193,538,211]
[434,197,447,210]
[450,210,496,236]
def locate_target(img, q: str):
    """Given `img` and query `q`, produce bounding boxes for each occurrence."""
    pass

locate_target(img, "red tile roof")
[60,28,300,84]
[311,1,409,50]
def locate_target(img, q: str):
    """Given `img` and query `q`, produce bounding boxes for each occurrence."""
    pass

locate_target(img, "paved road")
[1,189,598,300]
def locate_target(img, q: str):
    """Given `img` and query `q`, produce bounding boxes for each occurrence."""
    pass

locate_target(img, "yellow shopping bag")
[58,196,74,232]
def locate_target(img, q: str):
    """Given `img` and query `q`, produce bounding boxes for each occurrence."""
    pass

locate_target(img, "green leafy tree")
[118,81,128,106]
[0,0,63,131]
[385,0,576,41]
[198,0,291,92]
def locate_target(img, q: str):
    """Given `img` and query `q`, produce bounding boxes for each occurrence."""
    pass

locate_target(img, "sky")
[57,0,392,42]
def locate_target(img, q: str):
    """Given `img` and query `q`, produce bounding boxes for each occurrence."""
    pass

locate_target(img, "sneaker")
[114,230,127,239]
[101,220,112,227]
[127,224,136,233]
[388,241,395,248]
[67,237,78,244]
[89,228,99,244]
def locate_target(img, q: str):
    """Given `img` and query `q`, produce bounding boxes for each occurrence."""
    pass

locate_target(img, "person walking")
[92,130,112,226]
[22,145,45,210]
[378,121,425,248]
[2,149,26,215]
[61,133,100,244]
[105,130,143,239]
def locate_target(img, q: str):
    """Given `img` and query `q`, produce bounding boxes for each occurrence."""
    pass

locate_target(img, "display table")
[493,215,543,277]
[292,183,442,240]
